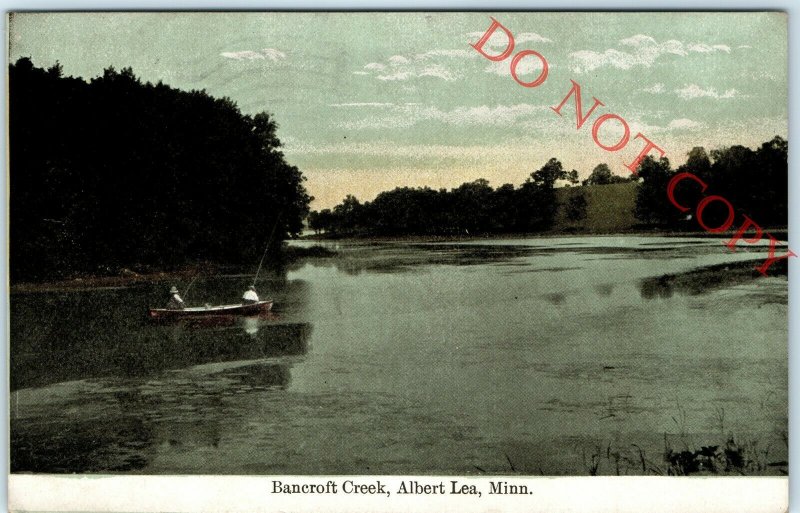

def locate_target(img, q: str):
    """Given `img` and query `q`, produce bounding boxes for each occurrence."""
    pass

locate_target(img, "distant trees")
[566,170,580,186]
[309,135,788,238]
[634,156,675,226]
[583,163,632,186]
[633,136,788,228]
[309,158,577,236]
[10,58,311,281]
[517,158,572,231]
[564,191,588,222]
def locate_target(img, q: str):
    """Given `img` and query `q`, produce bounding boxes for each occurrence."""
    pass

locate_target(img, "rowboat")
[148,300,273,320]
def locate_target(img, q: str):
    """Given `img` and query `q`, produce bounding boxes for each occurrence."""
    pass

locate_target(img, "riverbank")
[9,266,215,294]
[300,228,789,244]
[9,245,338,293]
[12,231,787,293]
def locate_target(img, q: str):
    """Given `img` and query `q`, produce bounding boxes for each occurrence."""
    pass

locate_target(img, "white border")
[6,475,790,513]
[2,3,797,513]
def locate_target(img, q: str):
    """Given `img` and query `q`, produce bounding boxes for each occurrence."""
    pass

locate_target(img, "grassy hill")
[552,182,638,233]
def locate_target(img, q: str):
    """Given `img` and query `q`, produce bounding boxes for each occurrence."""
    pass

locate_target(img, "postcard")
[7,11,790,513]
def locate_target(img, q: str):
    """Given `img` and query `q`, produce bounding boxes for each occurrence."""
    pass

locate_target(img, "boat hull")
[148,300,273,320]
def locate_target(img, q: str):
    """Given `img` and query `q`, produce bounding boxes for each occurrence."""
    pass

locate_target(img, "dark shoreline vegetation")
[309,140,787,239]
[8,244,336,293]
[10,58,311,283]
[11,240,786,295]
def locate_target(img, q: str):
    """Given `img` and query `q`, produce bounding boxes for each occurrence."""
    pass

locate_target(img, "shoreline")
[11,229,788,293]
[8,267,214,294]
[299,227,789,243]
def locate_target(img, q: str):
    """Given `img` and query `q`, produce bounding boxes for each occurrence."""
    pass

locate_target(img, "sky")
[9,12,788,208]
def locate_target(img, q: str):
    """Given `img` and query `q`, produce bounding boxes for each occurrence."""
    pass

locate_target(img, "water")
[10,236,788,475]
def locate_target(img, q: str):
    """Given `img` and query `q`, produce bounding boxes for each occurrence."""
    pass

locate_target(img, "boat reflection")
[12,310,311,391]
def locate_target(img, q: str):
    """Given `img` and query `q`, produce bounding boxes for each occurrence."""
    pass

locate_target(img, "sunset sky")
[10,12,787,208]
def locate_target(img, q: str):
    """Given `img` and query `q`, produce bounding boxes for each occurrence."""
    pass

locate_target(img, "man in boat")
[242,285,259,305]
[166,286,185,310]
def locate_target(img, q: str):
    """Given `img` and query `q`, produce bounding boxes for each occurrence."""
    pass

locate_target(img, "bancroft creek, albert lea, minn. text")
[271,479,534,498]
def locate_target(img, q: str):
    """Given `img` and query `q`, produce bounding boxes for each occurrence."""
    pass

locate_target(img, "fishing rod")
[252,211,283,287]
[182,272,201,302]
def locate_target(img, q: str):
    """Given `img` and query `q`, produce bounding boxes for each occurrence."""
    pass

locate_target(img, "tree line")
[309,136,787,236]
[10,58,311,282]
[635,139,787,230]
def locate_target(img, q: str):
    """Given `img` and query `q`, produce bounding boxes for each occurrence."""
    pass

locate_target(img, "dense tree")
[564,191,588,222]
[636,138,788,229]
[451,179,495,233]
[517,158,568,231]
[753,136,789,226]
[10,58,310,281]
[684,147,712,179]
[312,137,787,237]
[566,170,580,186]
[332,195,365,234]
[633,156,676,226]
[310,158,573,236]
[583,163,632,186]
[583,164,614,186]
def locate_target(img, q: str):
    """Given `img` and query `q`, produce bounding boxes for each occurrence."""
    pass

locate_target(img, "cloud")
[372,67,460,82]
[483,54,549,77]
[417,49,475,59]
[284,139,553,162]
[642,83,665,94]
[433,104,550,125]
[376,71,414,81]
[220,48,286,62]
[329,102,395,107]
[360,51,467,82]
[667,118,704,130]
[417,65,459,81]
[332,103,550,130]
[467,30,552,50]
[675,84,738,100]
[356,42,495,82]
[569,35,734,73]
[687,43,731,53]
[517,32,553,44]
[388,55,410,65]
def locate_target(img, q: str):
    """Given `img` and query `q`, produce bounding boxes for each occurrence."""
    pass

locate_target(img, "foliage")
[309,159,576,236]
[633,156,675,226]
[564,191,588,222]
[10,58,311,281]
[633,137,787,229]
[582,163,631,186]
[311,135,788,237]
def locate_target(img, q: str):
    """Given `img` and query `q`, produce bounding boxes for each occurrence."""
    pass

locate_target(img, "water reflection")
[593,283,614,297]
[10,275,310,391]
[11,322,310,473]
[639,275,676,299]
[12,311,311,390]
[288,243,550,275]
[638,259,787,300]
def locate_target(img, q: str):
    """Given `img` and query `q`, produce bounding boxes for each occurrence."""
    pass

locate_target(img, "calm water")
[10,236,788,475]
